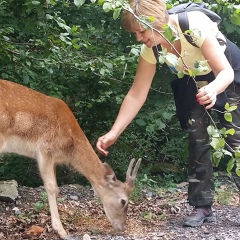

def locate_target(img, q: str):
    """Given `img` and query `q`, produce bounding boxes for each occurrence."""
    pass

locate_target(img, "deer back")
[0,79,87,159]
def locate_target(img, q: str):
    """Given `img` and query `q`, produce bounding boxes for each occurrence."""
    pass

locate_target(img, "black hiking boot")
[183,206,216,227]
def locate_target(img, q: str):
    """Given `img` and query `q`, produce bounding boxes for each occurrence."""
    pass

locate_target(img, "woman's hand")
[199,35,234,110]
[196,85,217,110]
[96,131,119,156]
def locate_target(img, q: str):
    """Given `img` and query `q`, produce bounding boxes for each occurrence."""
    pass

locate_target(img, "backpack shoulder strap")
[178,11,198,48]
[152,11,199,62]
[152,44,162,62]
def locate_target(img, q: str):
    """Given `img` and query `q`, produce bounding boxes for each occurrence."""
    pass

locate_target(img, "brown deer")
[0,79,141,239]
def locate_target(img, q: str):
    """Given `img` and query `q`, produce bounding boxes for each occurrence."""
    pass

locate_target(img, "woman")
[96,0,240,227]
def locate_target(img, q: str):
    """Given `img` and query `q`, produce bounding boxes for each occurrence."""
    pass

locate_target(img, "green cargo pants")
[187,83,240,207]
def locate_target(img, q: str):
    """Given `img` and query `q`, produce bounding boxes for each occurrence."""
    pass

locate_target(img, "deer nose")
[113,223,126,232]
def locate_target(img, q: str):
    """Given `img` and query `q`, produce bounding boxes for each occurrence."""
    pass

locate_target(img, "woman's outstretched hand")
[96,131,118,156]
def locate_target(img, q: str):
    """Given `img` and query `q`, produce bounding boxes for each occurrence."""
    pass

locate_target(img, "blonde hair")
[122,0,169,32]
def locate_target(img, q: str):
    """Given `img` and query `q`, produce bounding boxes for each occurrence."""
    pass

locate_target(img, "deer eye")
[121,199,126,207]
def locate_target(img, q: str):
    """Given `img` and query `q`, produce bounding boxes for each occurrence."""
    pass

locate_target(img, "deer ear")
[103,162,117,184]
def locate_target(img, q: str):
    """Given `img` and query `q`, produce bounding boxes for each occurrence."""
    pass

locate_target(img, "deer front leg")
[37,153,67,239]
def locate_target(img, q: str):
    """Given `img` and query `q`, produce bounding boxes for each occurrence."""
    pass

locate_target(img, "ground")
[0,172,240,240]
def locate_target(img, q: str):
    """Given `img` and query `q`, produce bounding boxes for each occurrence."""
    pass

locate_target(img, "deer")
[0,79,141,239]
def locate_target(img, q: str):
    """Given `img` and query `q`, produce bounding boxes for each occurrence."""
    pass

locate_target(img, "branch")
[123,5,189,70]
[2,39,37,46]
[7,48,46,61]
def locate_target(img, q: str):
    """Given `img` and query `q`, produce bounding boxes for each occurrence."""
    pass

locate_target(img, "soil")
[0,172,240,240]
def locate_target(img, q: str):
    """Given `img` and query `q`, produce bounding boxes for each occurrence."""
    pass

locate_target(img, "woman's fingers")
[196,86,217,109]
[96,137,109,156]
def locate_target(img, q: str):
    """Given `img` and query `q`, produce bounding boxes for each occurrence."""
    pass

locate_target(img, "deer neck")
[70,139,107,188]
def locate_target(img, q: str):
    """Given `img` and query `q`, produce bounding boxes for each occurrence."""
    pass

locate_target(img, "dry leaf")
[25,225,44,235]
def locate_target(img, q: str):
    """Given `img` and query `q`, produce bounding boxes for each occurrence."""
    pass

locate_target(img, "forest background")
[0,0,239,188]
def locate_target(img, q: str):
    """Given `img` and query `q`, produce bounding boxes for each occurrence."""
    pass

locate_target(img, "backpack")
[152,2,222,61]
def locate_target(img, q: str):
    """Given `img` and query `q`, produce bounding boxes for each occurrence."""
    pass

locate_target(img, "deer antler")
[125,158,141,195]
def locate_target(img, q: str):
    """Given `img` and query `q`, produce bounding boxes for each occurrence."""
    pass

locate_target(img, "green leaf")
[227,158,235,174]
[213,151,223,166]
[74,0,85,7]
[187,69,193,76]
[130,47,140,56]
[113,8,121,20]
[225,128,235,136]
[73,44,80,49]
[32,1,40,5]
[189,28,201,40]
[103,61,113,69]
[71,26,79,32]
[98,0,104,6]
[177,70,184,78]
[148,16,155,22]
[193,64,209,75]
[103,2,112,12]
[207,125,216,136]
[158,55,166,65]
[210,137,225,149]
[222,149,233,157]
[214,150,224,159]
[46,14,53,20]
[162,111,174,120]
[230,16,240,26]
[228,105,237,112]
[136,119,146,126]
[224,112,232,122]
[48,0,56,5]
[210,138,219,149]
[235,149,240,158]
[163,24,175,42]
[115,0,122,7]
[236,168,240,177]
[155,119,166,129]
[224,102,230,110]
[146,124,155,133]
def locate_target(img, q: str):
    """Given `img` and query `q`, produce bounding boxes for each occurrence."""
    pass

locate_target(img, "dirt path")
[0,173,239,240]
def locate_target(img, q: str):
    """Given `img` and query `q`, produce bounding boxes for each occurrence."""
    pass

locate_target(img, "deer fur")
[0,79,141,239]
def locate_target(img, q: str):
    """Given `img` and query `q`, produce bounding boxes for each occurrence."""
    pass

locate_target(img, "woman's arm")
[96,56,156,156]
[196,35,234,109]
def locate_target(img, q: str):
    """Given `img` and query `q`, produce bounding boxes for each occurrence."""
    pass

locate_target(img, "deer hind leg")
[37,151,67,239]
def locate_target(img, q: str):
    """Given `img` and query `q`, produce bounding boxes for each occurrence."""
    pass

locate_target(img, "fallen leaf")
[25,225,44,235]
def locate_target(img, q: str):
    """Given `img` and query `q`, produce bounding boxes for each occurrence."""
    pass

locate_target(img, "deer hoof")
[83,234,91,240]
[58,230,68,239]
